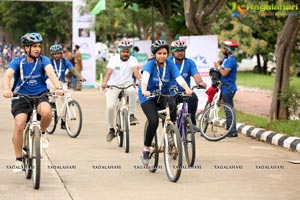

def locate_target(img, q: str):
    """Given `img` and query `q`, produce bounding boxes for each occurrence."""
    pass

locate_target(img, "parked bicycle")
[110,84,135,153]
[46,83,82,138]
[198,81,235,141]
[175,85,205,167]
[13,92,52,189]
[144,91,183,182]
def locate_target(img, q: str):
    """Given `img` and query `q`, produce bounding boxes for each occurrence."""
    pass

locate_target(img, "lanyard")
[173,58,185,74]
[53,59,62,78]
[15,57,38,93]
[155,61,166,90]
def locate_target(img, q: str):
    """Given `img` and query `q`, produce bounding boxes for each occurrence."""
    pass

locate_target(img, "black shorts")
[11,92,50,122]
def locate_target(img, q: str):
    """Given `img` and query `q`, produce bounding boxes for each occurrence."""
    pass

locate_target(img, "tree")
[183,0,228,35]
[0,1,72,55]
[270,15,300,120]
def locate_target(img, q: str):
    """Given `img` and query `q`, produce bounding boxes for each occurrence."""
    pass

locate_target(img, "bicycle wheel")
[199,102,235,142]
[23,126,32,179]
[164,124,182,182]
[46,109,57,134]
[144,121,159,173]
[32,127,41,189]
[122,109,130,153]
[116,109,123,147]
[183,116,196,167]
[65,100,82,138]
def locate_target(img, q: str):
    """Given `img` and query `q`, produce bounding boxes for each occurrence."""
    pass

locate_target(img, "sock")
[42,131,45,135]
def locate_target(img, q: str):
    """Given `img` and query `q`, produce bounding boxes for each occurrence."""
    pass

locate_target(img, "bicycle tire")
[164,124,182,182]
[46,109,57,134]
[23,126,32,179]
[199,102,235,142]
[116,109,123,147]
[32,126,41,189]
[123,109,130,153]
[183,116,196,167]
[65,100,82,138]
[144,121,159,173]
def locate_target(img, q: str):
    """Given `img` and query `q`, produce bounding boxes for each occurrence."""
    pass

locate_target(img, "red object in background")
[205,87,218,103]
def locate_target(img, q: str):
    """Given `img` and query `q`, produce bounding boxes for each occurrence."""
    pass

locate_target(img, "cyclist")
[3,33,64,172]
[139,40,193,166]
[47,44,86,129]
[102,40,142,142]
[168,40,207,132]
[213,40,238,137]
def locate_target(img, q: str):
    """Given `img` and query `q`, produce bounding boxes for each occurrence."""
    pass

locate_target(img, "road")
[0,71,299,200]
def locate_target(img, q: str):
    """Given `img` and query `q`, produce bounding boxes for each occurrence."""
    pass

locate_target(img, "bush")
[96,60,107,81]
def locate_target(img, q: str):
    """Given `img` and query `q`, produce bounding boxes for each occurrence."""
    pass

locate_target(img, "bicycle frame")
[177,99,189,140]
[115,90,130,132]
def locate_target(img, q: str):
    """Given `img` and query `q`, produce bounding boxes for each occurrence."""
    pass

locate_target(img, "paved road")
[0,72,299,200]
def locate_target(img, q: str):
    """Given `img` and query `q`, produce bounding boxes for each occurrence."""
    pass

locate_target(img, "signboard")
[180,35,218,111]
[73,0,96,88]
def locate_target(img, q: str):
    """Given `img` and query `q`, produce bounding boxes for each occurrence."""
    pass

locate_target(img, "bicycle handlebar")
[108,84,136,90]
[11,92,55,102]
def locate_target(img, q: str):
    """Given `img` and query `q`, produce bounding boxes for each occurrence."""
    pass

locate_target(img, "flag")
[91,0,106,15]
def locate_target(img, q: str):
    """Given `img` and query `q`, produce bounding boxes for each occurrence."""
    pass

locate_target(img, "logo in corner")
[231,2,246,18]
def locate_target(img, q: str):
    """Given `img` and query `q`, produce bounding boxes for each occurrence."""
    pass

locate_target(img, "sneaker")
[42,134,49,149]
[140,150,150,166]
[130,115,140,125]
[227,133,238,138]
[12,160,24,173]
[61,119,66,130]
[192,125,200,132]
[106,128,115,142]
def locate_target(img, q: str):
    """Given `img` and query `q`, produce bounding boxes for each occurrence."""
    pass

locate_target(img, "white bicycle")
[46,84,82,138]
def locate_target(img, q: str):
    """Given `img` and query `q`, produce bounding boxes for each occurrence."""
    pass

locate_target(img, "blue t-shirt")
[50,58,74,81]
[138,59,181,104]
[221,55,237,94]
[167,56,198,92]
[9,55,51,95]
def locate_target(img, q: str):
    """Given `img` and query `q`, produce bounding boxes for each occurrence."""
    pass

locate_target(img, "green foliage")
[0,1,72,48]
[96,60,107,81]
[278,86,300,116]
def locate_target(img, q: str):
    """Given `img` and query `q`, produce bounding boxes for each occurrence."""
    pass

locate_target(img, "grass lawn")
[237,72,300,91]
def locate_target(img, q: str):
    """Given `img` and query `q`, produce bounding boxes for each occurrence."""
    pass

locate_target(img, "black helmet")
[21,33,43,46]
[151,40,169,55]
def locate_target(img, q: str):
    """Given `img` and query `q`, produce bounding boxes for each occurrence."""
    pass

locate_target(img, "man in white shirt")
[102,40,141,142]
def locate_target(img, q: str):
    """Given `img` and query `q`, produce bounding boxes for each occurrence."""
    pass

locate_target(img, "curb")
[236,123,300,152]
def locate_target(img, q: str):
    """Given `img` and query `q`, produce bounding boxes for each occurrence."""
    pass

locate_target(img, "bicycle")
[175,85,205,167]
[144,91,183,182]
[13,92,52,189]
[46,82,83,138]
[109,84,135,153]
[198,81,236,141]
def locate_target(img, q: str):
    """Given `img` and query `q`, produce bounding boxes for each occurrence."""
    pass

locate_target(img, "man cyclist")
[139,40,193,166]
[47,44,86,129]
[3,33,64,172]
[213,40,238,137]
[168,40,207,131]
[102,40,141,142]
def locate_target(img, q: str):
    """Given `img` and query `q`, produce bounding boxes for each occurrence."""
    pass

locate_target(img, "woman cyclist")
[138,40,193,166]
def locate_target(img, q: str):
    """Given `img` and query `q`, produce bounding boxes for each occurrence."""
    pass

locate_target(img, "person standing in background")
[73,44,83,91]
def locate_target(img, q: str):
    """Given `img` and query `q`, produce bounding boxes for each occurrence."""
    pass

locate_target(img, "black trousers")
[141,96,176,147]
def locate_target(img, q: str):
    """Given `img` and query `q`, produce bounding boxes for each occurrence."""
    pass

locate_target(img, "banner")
[180,35,218,111]
[73,0,96,88]
[132,40,152,68]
